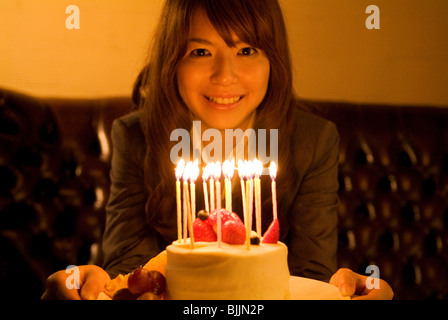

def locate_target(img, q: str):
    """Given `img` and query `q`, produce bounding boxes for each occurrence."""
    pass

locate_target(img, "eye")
[238,47,258,56]
[190,49,211,57]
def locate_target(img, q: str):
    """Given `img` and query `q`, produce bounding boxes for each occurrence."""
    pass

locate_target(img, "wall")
[0,0,162,98]
[284,0,448,106]
[1,0,447,106]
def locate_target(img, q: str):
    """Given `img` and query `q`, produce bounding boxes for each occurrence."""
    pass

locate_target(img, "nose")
[210,54,238,85]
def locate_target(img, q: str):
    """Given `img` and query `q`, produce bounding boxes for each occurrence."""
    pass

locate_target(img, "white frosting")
[165,241,290,300]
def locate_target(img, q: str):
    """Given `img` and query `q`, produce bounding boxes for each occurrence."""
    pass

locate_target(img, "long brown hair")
[140,0,296,240]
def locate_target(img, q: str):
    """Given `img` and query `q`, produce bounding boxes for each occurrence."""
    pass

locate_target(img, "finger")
[79,266,111,300]
[330,268,361,297]
[41,271,81,300]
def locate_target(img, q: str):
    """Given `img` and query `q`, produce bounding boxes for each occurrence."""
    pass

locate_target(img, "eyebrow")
[189,38,213,45]
[188,37,245,46]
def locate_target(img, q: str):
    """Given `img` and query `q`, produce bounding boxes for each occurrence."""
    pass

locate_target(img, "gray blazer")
[102,106,339,282]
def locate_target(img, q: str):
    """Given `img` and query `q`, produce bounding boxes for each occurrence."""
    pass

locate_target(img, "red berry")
[261,219,280,243]
[148,270,166,295]
[128,268,166,296]
[208,209,243,230]
[222,220,246,244]
[193,217,217,242]
[112,288,137,300]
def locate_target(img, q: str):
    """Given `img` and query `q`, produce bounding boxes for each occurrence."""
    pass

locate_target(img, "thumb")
[79,265,111,300]
[330,268,358,297]
[339,283,356,297]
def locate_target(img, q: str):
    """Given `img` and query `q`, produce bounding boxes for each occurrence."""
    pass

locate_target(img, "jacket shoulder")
[111,111,146,159]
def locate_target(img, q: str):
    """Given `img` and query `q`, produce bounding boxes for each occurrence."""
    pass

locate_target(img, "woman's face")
[176,9,270,131]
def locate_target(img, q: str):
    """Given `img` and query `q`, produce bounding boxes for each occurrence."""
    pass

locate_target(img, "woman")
[42,0,393,300]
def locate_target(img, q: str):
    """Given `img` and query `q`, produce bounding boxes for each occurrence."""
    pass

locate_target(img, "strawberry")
[193,217,217,242]
[208,209,244,232]
[261,219,280,244]
[222,220,246,245]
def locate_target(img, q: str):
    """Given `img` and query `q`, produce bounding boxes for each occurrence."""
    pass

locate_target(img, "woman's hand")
[41,265,110,300]
[330,268,394,300]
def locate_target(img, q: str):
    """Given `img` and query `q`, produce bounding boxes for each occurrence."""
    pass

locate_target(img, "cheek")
[247,62,270,99]
[176,66,191,102]
[177,64,206,104]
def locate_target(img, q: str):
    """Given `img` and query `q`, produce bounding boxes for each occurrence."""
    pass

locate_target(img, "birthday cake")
[101,160,290,300]
[165,241,290,300]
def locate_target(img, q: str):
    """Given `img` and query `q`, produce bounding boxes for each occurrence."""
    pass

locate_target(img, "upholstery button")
[423,230,444,255]
[338,228,356,250]
[355,201,376,222]
[397,140,418,168]
[377,174,398,194]
[401,201,421,224]
[378,228,399,252]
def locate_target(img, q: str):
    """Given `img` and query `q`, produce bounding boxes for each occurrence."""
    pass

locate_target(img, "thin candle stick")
[175,159,185,243]
[238,160,247,238]
[270,162,278,221]
[190,159,199,220]
[182,180,188,243]
[185,181,194,248]
[254,159,262,236]
[210,177,215,212]
[215,162,222,247]
[203,180,209,213]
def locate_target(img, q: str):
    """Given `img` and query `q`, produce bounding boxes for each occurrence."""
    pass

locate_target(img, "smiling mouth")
[205,96,243,105]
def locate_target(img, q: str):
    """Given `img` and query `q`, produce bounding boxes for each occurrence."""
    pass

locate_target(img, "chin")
[204,113,254,131]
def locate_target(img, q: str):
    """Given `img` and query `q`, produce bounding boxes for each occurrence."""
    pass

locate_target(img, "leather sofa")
[1,87,447,299]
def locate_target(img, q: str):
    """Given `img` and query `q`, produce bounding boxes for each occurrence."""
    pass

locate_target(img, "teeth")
[207,96,241,105]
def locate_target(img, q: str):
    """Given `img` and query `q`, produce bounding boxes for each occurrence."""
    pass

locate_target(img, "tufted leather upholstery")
[0,88,131,299]
[1,88,447,299]
[308,101,448,299]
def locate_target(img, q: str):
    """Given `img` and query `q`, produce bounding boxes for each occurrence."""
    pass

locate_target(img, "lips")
[205,95,243,105]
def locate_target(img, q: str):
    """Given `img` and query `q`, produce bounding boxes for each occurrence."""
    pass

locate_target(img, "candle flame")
[253,158,263,178]
[212,161,222,180]
[183,161,192,181]
[247,160,256,179]
[175,159,185,180]
[269,161,277,180]
[223,159,235,180]
[190,159,200,182]
[204,162,214,180]
[202,165,209,181]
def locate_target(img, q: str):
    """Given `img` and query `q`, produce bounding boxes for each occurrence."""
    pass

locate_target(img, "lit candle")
[247,161,254,231]
[214,162,222,247]
[182,161,192,243]
[238,160,247,230]
[190,159,199,221]
[239,160,250,249]
[254,159,263,236]
[269,161,278,221]
[202,165,210,213]
[175,159,185,242]
[208,162,215,212]
[223,159,234,212]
